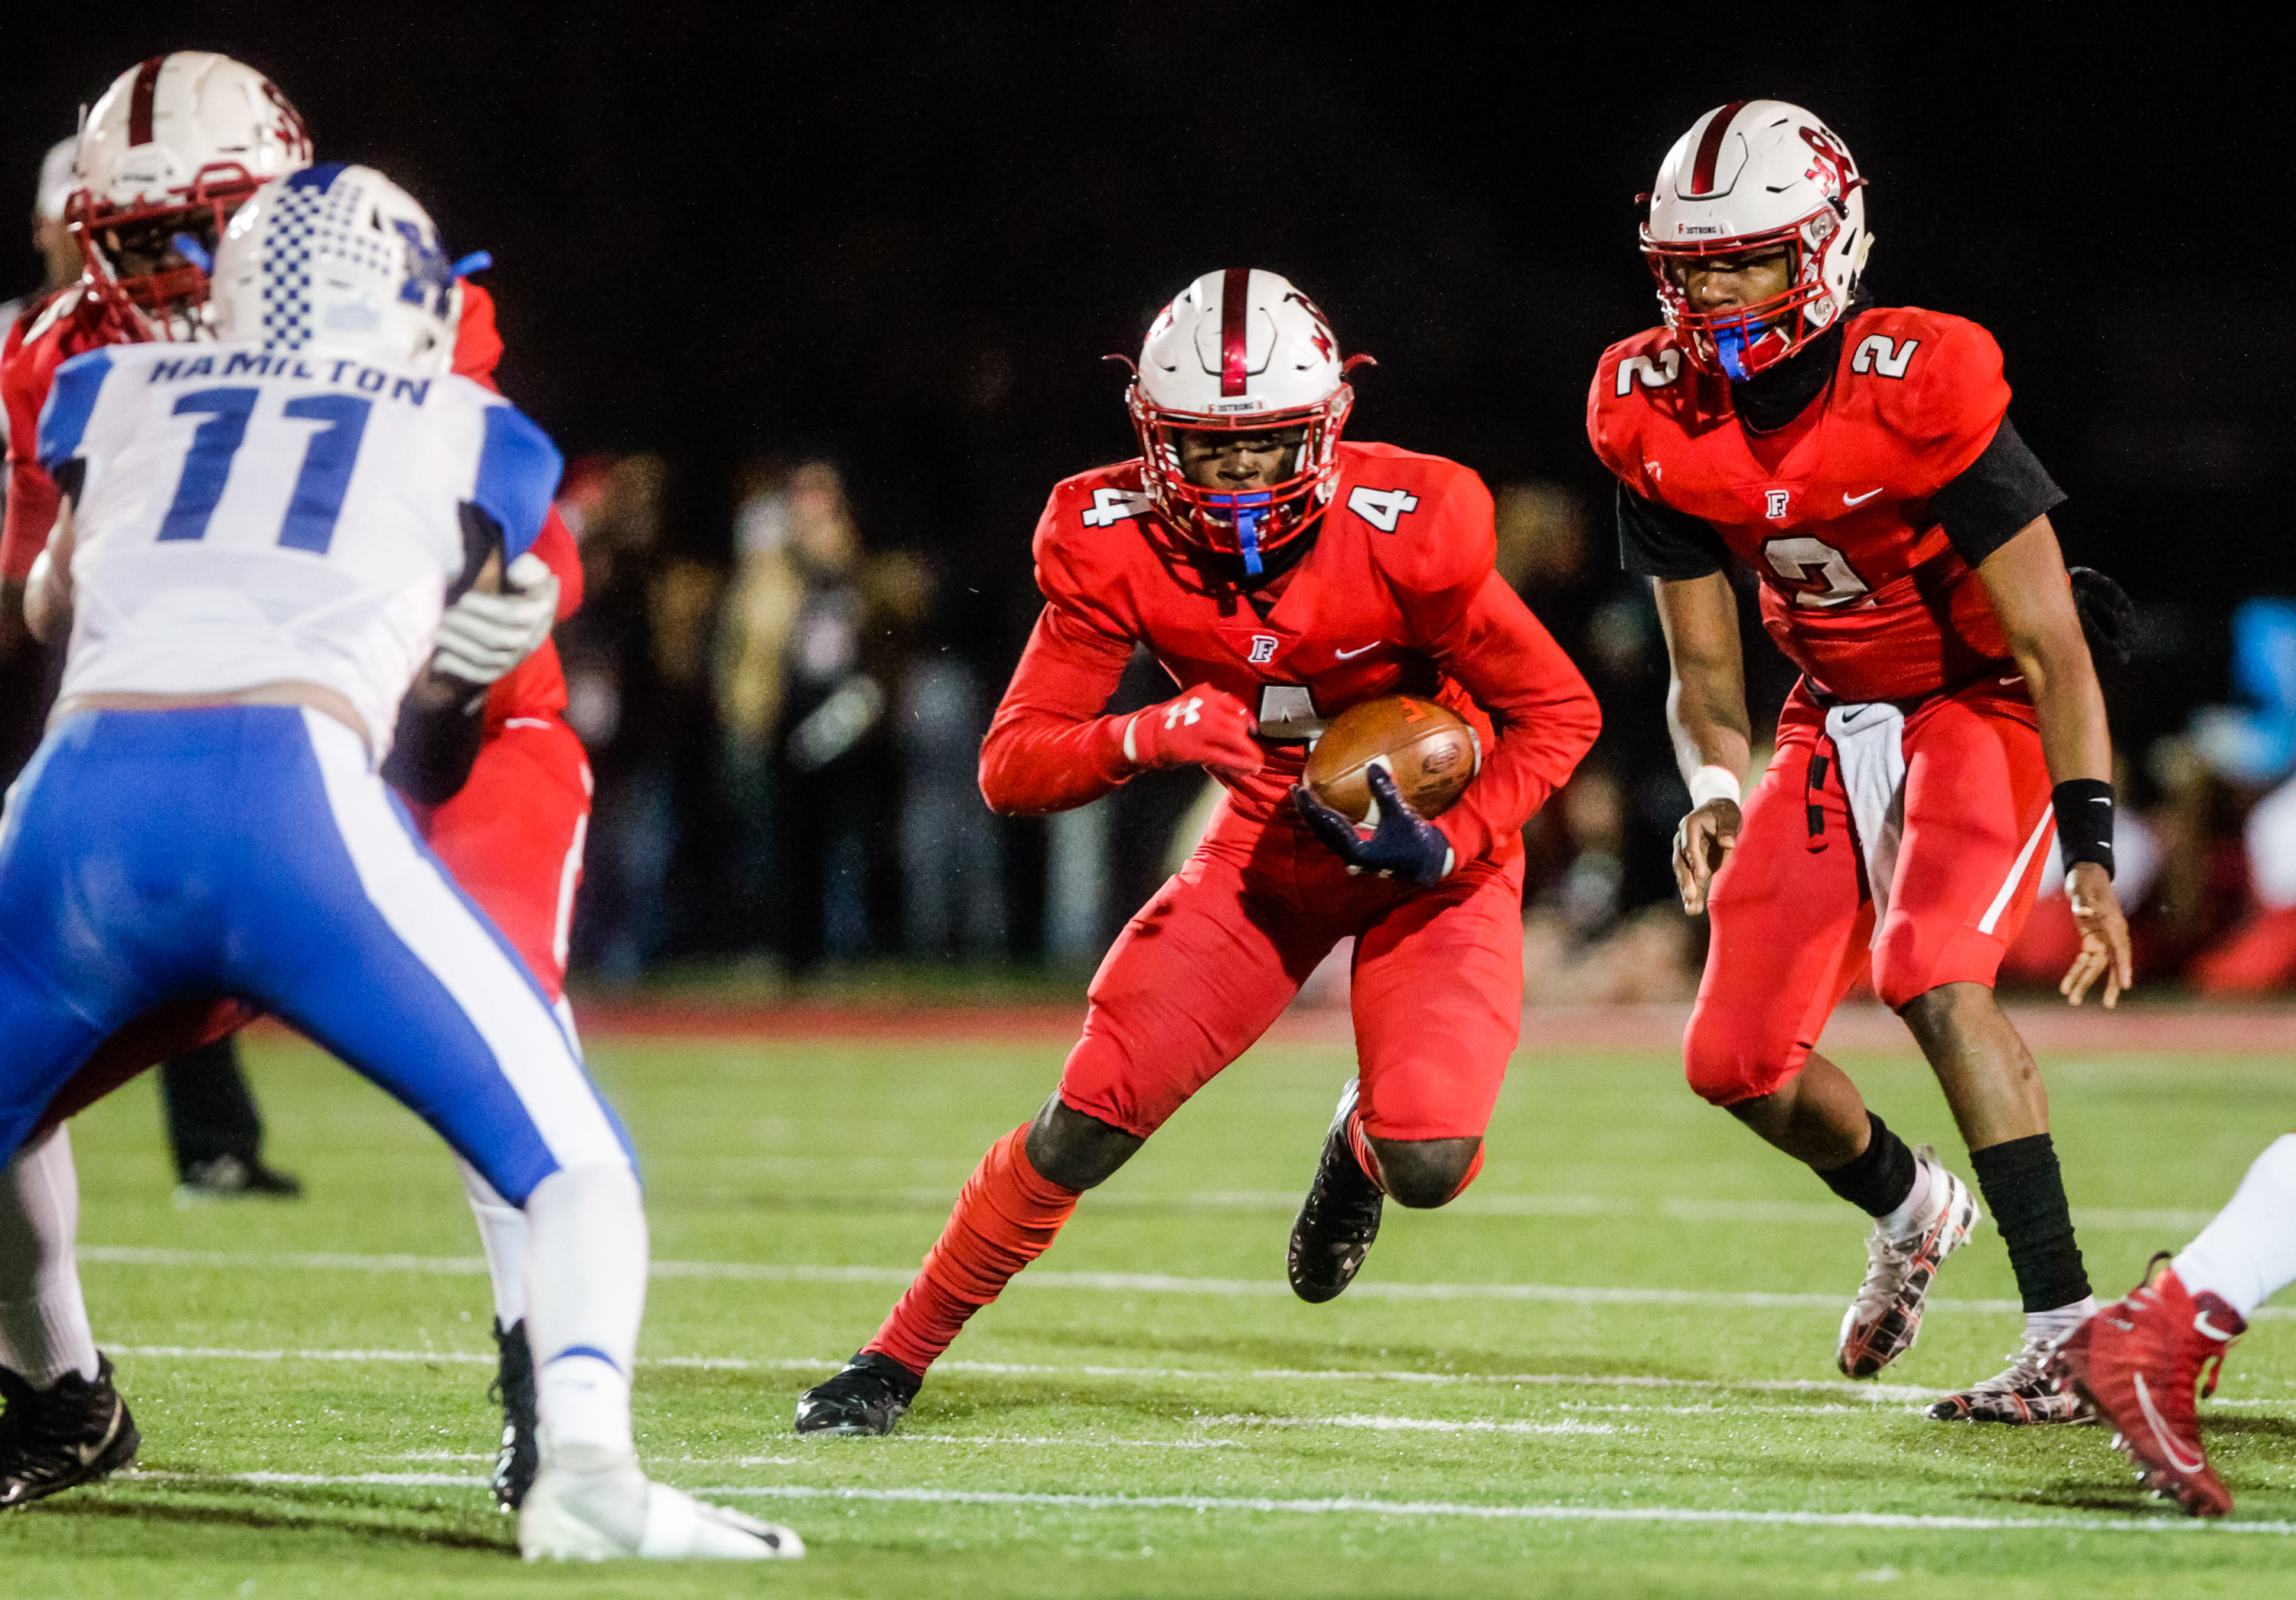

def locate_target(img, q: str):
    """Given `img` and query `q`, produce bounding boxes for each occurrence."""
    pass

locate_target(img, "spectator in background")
[559,453,720,986]
[714,458,932,971]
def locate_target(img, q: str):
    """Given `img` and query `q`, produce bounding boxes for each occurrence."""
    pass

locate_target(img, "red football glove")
[1123,684,1264,776]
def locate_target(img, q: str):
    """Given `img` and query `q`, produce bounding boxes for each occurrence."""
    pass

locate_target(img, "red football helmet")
[1124,269,1363,575]
[67,52,313,341]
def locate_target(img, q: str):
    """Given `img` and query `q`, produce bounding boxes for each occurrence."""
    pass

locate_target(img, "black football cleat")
[1288,1078,1385,1304]
[0,1356,141,1507]
[794,1351,921,1436]
[174,1153,304,1203]
[489,1318,539,1510]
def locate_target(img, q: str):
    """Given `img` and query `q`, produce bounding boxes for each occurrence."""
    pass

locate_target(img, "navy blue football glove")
[1291,763,1455,887]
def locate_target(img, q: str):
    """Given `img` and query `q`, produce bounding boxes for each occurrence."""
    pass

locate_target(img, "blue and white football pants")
[0,706,631,1203]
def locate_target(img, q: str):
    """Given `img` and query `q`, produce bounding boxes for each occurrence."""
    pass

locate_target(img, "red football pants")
[406,714,592,1000]
[29,713,591,1137]
[1058,801,1526,1144]
[1684,679,2055,1106]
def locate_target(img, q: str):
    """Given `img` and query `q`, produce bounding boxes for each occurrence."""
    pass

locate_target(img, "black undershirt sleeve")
[380,690,487,806]
[1929,416,2066,569]
[1616,481,1730,580]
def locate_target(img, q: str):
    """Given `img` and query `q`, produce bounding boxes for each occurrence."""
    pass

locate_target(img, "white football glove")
[433,552,561,686]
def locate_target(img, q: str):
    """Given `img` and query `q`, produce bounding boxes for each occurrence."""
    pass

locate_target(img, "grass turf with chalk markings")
[6,1017,2296,1596]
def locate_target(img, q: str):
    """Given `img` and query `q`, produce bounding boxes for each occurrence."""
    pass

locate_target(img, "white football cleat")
[519,1446,804,1562]
[1836,1146,1979,1379]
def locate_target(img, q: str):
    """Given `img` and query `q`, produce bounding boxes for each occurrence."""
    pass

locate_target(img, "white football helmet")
[1125,268,1362,573]
[1641,100,1870,380]
[68,51,313,341]
[38,137,78,225]
[210,165,461,372]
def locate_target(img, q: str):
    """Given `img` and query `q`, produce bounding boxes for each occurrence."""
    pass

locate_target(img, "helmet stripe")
[1220,266,1251,397]
[128,55,166,147]
[1688,100,1746,196]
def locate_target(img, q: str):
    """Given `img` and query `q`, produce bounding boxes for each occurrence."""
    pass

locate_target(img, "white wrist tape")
[1687,765,1743,810]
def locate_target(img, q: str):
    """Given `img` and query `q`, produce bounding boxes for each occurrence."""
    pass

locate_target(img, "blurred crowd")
[543,454,2296,1002]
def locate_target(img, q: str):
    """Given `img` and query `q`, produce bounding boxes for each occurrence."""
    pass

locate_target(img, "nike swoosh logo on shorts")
[1843,487,1884,506]
[1336,643,1381,660]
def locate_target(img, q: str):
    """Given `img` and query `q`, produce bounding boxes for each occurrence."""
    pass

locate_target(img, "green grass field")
[7,1016,2296,1597]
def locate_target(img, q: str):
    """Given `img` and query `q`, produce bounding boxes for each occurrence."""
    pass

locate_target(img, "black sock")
[1968,1134,2091,1313]
[1815,1112,1917,1217]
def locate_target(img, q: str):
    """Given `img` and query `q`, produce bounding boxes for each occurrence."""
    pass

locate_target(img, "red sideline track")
[557,995,2296,1056]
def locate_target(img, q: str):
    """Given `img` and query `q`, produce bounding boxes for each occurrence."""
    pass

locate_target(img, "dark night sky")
[4,8,2284,693]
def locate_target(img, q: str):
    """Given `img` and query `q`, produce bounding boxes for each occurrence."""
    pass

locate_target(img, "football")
[1303,695,1481,823]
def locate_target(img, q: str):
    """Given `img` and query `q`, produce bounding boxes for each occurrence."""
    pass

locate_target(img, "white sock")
[1877,1151,1939,1239]
[458,1156,529,1328]
[0,1128,101,1388]
[523,1161,647,1457]
[2026,1297,2096,1347]
[2174,1133,2296,1320]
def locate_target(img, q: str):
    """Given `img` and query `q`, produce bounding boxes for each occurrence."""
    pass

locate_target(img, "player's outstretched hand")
[1126,684,1264,778]
[434,553,562,687]
[2061,861,2133,1008]
[1292,765,1454,887]
[1673,798,1742,915]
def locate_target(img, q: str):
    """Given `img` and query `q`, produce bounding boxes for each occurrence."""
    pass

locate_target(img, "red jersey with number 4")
[2,282,579,727]
[1588,305,2014,704]
[980,441,1600,868]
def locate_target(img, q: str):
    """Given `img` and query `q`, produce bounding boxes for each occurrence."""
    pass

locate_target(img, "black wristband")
[2052,779,2114,879]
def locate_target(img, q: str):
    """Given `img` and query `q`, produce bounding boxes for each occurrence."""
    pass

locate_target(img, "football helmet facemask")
[1641,99,1871,380]
[67,51,314,341]
[1125,268,1363,576]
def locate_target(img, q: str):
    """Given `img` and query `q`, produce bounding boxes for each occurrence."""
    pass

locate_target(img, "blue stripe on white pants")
[0,706,629,1202]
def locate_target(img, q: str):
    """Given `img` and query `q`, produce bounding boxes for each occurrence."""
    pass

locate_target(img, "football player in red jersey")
[1588,101,2132,1422]
[0,54,589,1510]
[793,269,1600,1435]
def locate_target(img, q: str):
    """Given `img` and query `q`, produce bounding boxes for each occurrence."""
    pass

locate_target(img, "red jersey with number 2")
[1587,305,2015,704]
[980,441,1600,870]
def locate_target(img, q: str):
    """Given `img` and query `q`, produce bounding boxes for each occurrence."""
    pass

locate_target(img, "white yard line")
[700,1484,2296,1536]
[79,1244,2138,1318]
[129,1470,2296,1536]
[1202,1415,1621,1437]
[104,1343,1941,1401]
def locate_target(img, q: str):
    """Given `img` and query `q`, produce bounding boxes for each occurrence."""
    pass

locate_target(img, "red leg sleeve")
[866,1124,1080,1377]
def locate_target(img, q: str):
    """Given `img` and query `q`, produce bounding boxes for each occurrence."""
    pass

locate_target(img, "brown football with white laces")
[1303,695,1479,823]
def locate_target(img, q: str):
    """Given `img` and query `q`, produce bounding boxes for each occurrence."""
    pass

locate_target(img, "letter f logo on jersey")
[1248,635,1279,664]
[1165,696,1205,730]
[1765,489,1792,521]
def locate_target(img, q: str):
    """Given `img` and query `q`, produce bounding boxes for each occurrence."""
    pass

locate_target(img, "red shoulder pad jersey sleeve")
[1384,464,1601,865]
[1874,311,2011,494]
[978,484,1143,815]
[2,297,70,585]
[449,281,581,724]
[1583,331,1668,500]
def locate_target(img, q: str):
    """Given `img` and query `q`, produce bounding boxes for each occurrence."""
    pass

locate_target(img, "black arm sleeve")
[380,691,487,806]
[1929,416,2066,568]
[1616,481,1730,580]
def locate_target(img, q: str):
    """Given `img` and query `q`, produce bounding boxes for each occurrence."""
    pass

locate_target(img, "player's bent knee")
[1025,1096,1143,1192]
[1366,1135,1482,1210]
[1683,1026,1791,1108]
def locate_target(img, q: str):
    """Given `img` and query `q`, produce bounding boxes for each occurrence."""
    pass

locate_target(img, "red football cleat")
[2049,1259,2245,1518]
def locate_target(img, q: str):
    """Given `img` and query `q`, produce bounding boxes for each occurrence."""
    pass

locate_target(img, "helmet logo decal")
[1220,267,1252,396]
[1799,126,1857,208]
[392,219,450,307]
[1688,100,1747,196]
[127,55,165,146]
